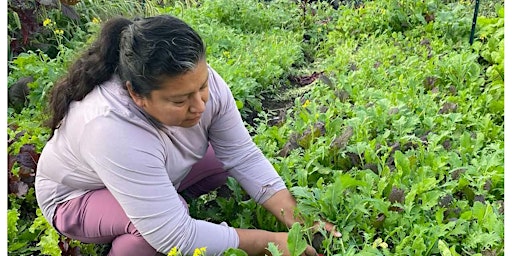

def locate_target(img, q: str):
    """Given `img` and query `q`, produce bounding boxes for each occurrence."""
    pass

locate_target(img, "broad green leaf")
[420,190,443,210]
[266,242,283,256]
[8,241,29,253]
[336,173,366,191]
[459,132,472,155]
[438,240,452,256]
[29,208,49,233]
[287,223,307,256]
[450,246,461,256]
[38,227,61,256]
[405,177,437,205]
[224,248,248,256]
[394,151,410,177]
[235,100,244,110]
[411,236,426,253]
[7,208,20,242]
[472,201,486,223]
[435,208,444,225]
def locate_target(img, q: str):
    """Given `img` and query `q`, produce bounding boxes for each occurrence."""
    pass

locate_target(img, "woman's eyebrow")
[170,74,209,98]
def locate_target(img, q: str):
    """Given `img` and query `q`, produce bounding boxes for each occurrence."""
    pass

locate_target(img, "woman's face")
[128,60,209,128]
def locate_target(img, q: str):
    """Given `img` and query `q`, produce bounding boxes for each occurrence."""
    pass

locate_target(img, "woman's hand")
[314,221,341,238]
[262,189,341,238]
[236,229,318,256]
[271,232,318,256]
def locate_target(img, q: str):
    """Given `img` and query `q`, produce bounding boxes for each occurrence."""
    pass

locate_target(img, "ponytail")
[46,17,132,139]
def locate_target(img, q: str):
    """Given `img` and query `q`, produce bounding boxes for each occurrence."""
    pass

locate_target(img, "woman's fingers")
[302,245,318,256]
[313,221,341,238]
[323,222,341,237]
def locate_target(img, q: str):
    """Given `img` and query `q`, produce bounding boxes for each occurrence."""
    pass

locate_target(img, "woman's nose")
[189,92,206,113]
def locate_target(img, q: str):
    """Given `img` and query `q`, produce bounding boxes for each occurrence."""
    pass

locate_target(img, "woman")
[35,15,339,256]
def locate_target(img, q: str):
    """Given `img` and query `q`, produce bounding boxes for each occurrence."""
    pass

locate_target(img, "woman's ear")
[126,81,145,108]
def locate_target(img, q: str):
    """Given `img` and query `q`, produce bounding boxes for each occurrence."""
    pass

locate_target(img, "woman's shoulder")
[64,77,162,142]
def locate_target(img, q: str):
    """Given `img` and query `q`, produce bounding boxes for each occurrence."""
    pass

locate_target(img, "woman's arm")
[261,189,300,228]
[262,189,342,236]
[235,229,317,256]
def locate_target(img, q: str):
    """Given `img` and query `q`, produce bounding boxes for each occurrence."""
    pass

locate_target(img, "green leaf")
[8,241,29,253]
[38,227,61,256]
[224,248,248,256]
[394,151,411,177]
[420,190,443,210]
[438,239,452,256]
[336,173,366,191]
[266,242,283,256]
[287,223,307,256]
[472,201,486,223]
[235,100,244,110]
[435,208,444,225]
[411,236,426,253]
[29,208,49,233]
[7,208,20,242]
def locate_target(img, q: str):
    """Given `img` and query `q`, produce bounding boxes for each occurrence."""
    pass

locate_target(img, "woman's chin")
[180,118,201,127]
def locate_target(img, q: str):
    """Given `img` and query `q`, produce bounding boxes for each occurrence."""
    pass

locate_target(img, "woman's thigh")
[54,188,140,244]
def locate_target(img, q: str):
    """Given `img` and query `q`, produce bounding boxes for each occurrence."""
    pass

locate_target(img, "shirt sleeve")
[79,115,239,255]
[207,67,287,204]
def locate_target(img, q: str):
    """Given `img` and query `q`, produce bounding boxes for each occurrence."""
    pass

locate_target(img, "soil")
[244,72,324,127]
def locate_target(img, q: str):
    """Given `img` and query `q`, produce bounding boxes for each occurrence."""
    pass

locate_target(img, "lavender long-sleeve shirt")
[35,67,286,254]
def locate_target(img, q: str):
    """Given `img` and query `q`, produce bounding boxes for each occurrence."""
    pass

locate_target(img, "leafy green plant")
[8,194,41,255]
[249,1,503,254]
[7,0,504,255]
[287,223,308,256]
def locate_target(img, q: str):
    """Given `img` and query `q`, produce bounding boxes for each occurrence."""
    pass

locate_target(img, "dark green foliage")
[7,0,504,255]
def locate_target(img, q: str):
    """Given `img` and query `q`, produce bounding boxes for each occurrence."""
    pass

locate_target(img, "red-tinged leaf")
[18,166,35,185]
[59,237,81,256]
[288,72,323,86]
[388,187,405,204]
[9,179,29,197]
[8,154,17,172]
[312,232,325,252]
[16,144,39,170]
[59,240,69,252]
[69,246,81,256]
[439,102,458,114]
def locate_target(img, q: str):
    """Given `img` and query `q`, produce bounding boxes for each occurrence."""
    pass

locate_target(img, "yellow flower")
[192,247,207,256]
[167,247,179,256]
[372,237,388,249]
[302,99,311,108]
[92,17,101,24]
[43,18,52,27]
[54,29,64,36]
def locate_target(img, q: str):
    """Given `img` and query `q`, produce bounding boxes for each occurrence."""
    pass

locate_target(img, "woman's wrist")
[261,189,301,227]
[235,228,276,256]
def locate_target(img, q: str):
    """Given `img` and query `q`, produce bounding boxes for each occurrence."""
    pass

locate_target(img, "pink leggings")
[53,146,228,256]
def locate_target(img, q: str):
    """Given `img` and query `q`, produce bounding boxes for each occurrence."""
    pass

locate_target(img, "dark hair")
[46,15,205,138]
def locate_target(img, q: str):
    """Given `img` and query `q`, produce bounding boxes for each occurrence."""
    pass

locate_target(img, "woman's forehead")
[155,61,209,96]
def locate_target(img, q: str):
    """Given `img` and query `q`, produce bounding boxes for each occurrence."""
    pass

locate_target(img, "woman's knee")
[109,233,159,256]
